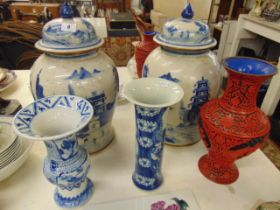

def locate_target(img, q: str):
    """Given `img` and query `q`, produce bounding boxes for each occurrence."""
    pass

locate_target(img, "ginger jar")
[30,2,119,153]
[143,4,222,145]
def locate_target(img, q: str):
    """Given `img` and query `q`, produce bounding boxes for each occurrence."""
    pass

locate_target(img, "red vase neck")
[220,68,272,113]
[143,33,156,43]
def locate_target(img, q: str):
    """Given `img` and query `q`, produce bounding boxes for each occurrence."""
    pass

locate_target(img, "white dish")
[0,70,17,92]
[0,116,18,154]
[0,68,7,82]
[0,137,33,182]
[0,138,19,158]
[0,138,22,169]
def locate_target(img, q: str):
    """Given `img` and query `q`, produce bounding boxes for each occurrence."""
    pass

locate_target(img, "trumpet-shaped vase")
[13,95,94,207]
[124,78,184,190]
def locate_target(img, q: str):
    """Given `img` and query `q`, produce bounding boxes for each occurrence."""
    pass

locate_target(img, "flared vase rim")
[123,78,184,108]
[12,95,93,142]
[143,31,157,36]
[223,56,277,77]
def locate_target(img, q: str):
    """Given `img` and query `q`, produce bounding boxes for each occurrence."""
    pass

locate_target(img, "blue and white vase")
[123,78,184,190]
[143,3,222,146]
[13,95,94,208]
[30,2,119,153]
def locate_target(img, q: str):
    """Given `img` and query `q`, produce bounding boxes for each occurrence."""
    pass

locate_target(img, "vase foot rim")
[132,175,163,191]
[164,139,200,147]
[198,155,239,184]
[54,178,94,208]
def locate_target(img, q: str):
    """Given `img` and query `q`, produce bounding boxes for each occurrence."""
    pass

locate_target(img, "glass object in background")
[105,7,112,18]
[112,8,119,14]
[97,8,105,17]
[76,0,96,17]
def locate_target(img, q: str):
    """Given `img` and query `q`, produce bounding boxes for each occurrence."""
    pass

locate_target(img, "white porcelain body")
[143,47,222,145]
[30,50,119,153]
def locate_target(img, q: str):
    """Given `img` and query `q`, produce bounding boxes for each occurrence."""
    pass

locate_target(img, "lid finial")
[181,3,194,19]
[60,1,74,19]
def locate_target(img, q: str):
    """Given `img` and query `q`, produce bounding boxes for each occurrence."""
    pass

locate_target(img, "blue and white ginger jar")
[143,4,222,145]
[30,2,119,153]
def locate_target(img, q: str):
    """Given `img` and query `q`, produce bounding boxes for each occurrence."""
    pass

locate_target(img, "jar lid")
[35,1,103,54]
[154,3,216,51]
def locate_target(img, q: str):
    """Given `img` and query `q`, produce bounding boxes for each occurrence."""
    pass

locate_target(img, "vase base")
[132,173,163,191]
[164,139,200,147]
[54,178,94,208]
[198,155,239,184]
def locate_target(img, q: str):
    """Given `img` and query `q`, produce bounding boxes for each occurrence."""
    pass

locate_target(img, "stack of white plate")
[0,116,32,182]
[0,136,22,169]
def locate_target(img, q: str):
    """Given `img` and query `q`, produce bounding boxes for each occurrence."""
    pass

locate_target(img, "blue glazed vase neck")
[133,105,167,190]
[44,134,79,162]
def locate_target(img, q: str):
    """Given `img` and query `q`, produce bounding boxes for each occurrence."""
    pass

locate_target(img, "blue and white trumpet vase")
[123,78,184,190]
[30,2,119,153]
[13,95,94,208]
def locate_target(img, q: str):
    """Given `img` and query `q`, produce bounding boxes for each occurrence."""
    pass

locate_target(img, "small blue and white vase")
[30,1,119,153]
[123,78,184,190]
[143,3,222,146]
[13,95,94,208]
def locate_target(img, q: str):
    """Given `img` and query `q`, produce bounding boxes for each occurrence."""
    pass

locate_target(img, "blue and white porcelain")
[30,2,119,153]
[35,1,103,54]
[13,95,94,208]
[123,78,184,190]
[154,3,216,51]
[143,3,222,146]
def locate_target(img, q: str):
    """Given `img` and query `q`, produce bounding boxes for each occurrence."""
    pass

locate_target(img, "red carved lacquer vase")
[135,31,158,78]
[198,57,277,184]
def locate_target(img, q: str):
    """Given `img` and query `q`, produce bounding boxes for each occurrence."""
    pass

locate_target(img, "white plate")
[0,138,19,158]
[0,71,17,92]
[0,68,7,82]
[0,137,33,182]
[0,139,22,169]
[0,116,18,154]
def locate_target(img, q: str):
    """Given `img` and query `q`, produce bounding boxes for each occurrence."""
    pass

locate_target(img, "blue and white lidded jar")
[30,2,119,153]
[143,4,222,146]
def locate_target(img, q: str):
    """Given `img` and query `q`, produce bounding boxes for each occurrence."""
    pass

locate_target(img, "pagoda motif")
[180,77,210,124]
[88,91,107,116]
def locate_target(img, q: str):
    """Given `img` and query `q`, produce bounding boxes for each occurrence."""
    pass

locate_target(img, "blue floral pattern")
[133,105,167,190]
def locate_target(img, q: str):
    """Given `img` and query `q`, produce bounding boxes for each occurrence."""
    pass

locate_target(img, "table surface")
[1,69,280,210]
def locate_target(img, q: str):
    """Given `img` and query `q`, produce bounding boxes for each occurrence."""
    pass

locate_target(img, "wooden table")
[0,69,280,210]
